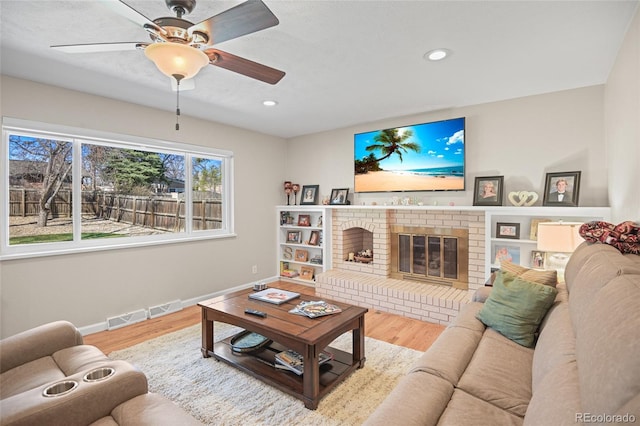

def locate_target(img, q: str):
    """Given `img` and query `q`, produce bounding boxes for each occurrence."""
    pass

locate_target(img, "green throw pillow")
[476,270,558,348]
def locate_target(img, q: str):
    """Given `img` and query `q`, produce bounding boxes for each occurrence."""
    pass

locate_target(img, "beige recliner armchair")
[1,321,201,426]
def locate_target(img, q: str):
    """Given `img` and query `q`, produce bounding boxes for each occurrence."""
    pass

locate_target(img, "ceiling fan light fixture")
[144,43,209,80]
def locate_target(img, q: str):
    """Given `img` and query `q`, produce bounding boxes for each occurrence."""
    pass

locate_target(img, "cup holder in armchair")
[83,367,116,382]
[42,380,78,397]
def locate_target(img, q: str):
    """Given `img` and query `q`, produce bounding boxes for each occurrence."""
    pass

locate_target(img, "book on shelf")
[274,349,333,375]
[280,269,299,278]
[249,288,300,305]
[289,300,342,318]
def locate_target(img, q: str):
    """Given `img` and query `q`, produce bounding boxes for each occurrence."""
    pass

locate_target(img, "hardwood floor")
[84,281,445,354]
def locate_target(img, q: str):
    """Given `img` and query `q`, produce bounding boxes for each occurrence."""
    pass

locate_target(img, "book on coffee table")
[249,288,300,305]
[289,300,342,318]
[274,349,333,375]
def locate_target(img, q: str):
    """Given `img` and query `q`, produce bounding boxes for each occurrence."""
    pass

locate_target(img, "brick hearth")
[316,208,486,325]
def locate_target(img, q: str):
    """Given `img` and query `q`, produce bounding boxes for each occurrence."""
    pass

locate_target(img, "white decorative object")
[508,191,539,207]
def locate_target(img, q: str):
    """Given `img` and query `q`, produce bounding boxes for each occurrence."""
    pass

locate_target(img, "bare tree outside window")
[9,135,73,228]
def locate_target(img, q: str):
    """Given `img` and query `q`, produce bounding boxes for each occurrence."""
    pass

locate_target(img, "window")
[1,118,234,259]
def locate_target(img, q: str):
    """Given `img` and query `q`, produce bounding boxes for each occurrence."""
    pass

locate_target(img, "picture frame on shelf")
[286,231,301,243]
[297,214,311,226]
[529,218,552,240]
[473,176,504,206]
[300,185,319,205]
[295,249,309,262]
[329,188,350,205]
[543,171,581,206]
[496,222,520,239]
[300,266,315,281]
[531,251,547,269]
[494,244,520,266]
[309,230,320,246]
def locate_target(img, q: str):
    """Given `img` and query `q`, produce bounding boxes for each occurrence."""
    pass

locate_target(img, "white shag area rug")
[109,323,422,425]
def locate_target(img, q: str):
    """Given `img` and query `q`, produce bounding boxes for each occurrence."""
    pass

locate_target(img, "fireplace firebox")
[390,225,468,289]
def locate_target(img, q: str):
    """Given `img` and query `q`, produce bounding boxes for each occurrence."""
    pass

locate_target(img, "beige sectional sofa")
[365,242,640,425]
[0,320,200,426]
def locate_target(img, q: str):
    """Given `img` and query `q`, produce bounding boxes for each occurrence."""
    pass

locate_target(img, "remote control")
[244,309,267,318]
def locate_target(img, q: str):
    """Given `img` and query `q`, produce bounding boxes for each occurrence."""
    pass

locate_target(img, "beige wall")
[0,76,287,337]
[605,6,640,223]
[286,85,608,208]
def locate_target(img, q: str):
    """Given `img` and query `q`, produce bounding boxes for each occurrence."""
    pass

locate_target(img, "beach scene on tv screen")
[354,117,465,192]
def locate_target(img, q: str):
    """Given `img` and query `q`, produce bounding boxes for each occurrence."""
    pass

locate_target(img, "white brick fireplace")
[316,207,486,325]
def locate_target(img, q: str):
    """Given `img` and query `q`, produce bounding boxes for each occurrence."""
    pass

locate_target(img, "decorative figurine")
[284,181,292,205]
[292,183,300,205]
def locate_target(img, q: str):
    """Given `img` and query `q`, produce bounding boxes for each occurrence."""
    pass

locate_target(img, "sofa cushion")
[52,345,110,375]
[101,393,202,426]
[524,361,581,426]
[437,388,524,426]
[575,274,640,418]
[410,318,484,385]
[0,321,83,374]
[456,328,534,417]
[363,372,454,426]
[476,271,558,347]
[567,245,640,328]
[531,299,575,391]
[0,361,148,426]
[500,261,558,287]
[0,356,65,399]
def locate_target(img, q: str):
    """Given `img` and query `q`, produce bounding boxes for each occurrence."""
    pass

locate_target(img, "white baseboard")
[78,276,279,336]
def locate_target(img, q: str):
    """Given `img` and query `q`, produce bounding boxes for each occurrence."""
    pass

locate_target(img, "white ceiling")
[1,1,638,138]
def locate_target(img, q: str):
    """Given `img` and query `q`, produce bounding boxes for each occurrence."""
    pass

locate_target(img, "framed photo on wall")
[473,176,504,206]
[543,171,581,206]
[300,185,319,205]
[329,188,350,205]
[496,222,520,239]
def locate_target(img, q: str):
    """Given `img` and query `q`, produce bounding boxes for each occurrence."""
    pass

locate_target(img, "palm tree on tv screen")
[361,128,421,173]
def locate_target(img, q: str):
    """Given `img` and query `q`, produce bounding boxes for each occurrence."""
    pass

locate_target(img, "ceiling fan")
[51,0,286,85]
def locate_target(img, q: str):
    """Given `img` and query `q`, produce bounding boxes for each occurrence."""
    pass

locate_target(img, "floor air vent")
[148,300,183,319]
[106,309,148,330]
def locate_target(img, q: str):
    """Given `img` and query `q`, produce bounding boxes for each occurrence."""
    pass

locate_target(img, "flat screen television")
[354,117,465,193]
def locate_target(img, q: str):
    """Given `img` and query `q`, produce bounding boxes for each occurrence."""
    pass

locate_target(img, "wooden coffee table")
[198,285,368,409]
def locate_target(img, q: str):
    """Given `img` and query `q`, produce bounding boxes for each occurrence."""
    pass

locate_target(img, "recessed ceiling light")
[424,49,450,61]
[263,100,278,107]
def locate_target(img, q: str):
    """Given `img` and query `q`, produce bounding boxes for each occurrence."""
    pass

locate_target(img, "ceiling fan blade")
[190,0,279,46]
[205,49,285,84]
[98,0,167,36]
[51,42,147,53]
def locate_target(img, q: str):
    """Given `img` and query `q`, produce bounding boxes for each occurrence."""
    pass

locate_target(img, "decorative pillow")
[579,221,640,255]
[500,260,558,287]
[476,270,558,348]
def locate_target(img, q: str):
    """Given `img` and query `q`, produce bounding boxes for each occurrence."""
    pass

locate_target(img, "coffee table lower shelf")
[210,336,360,409]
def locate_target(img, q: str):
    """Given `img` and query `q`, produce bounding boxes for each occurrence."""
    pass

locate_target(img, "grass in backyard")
[9,233,124,245]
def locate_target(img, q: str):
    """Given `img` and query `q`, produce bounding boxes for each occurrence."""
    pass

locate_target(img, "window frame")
[1,118,235,260]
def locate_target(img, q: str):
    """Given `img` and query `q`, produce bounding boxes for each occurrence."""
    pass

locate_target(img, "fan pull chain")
[173,74,183,131]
